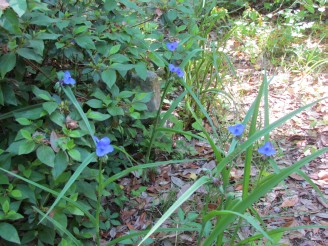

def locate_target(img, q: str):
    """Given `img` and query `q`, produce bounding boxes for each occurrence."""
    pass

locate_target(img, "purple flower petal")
[94,136,114,157]
[175,68,184,78]
[63,71,76,85]
[166,41,178,51]
[169,64,177,72]
[228,124,245,136]
[258,142,276,156]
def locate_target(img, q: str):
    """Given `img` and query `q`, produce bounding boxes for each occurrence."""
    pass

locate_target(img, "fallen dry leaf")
[281,196,299,208]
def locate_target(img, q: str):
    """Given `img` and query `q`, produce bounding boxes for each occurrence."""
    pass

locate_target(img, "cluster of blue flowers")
[228,123,276,157]
[166,41,184,78]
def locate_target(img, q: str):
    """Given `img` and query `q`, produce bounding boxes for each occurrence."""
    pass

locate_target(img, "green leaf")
[0,167,95,224]
[17,48,42,63]
[0,222,21,244]
[18,140,36,155]
[68,149,81,162]
[36,32,61,40]
[109,44,121,55]
[118,91,134,99]
[101,69,116,89]
[86,110,110,121]
[20,129,32,140]
[109,63,135,71]
[148,52,165,67]
[0,52,16,78]
[11,189,22,198]
[52,151,69,179]
[132,102,148,111]
[43,102,58,114]
[39,153,95,224]
[50,111,65,126]
[75,36,96,50]
[37,145,55,167]
[85,99,103,109]
[107,106,124,116]
[133,92,152,103]
[135,62,147,80]
[0,8,21,34]
[16,118,32,126]
[32,86,52,101]
[2,200,9,214]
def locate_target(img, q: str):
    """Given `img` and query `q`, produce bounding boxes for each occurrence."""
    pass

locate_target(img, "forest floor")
[103,26,328,246]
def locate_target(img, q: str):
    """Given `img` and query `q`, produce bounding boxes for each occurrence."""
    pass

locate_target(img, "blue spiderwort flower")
[169,64,177,72]
[175,67,184,78]
[63,71,76,85]
[93,136,114,157]
[258,142,276,156]
[228,124,245,137]
[166,41,178,51]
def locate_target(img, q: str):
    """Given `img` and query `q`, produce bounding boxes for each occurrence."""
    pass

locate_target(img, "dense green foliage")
[0,0,327,245]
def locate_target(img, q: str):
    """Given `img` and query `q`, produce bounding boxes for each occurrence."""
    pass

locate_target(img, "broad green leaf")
[2,200,9,213]
[118,91,134,98]
[43,102,58,114]
[39,153,95,224]
[0,167,95,223]
[0,222,20,244]
[75,36,96,50]
[107,106,124,116]
[50,111,65,126]
[101,69,116,89]
[135,62,148,80]
[109,63,135,71]
[86,110,110,121]
[68,149,81,162]
[16,118,32,125]
[20,129,32,140]
[11,189,22,198]
[0,52,16,78]
[17,48,42,63]
[0,8,21,34]
[73,25,88,35]
[85,99,103,109]
[36,32,61,40]
[32,86,52,101]
[18,140,35,155]
[148,52,165,67]
[109,44,121,55]
[52,151,69,179]
[133,92,152,103]
[132,102,147,111]
[37,145,55,167]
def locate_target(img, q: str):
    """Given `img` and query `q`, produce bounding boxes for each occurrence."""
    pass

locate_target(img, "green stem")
[145,78,172,163]
[96,159,104,246]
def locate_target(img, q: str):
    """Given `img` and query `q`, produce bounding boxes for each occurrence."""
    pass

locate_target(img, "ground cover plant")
[0,0,327,245]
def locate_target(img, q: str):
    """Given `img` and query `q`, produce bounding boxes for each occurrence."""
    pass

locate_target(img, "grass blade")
[62,86,95,145]
[33,206,82,245]
[138,176,211,245]
[39,153,96,223]
[102,159,204,188]
[203,210,273,242]
[0,167,95,224]
[204,147,328,245]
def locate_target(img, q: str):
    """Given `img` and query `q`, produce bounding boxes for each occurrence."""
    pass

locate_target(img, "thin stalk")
[242,80,265,199]
[145,78,172,163]
[229,218,243,246]
[96,159,104,246]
